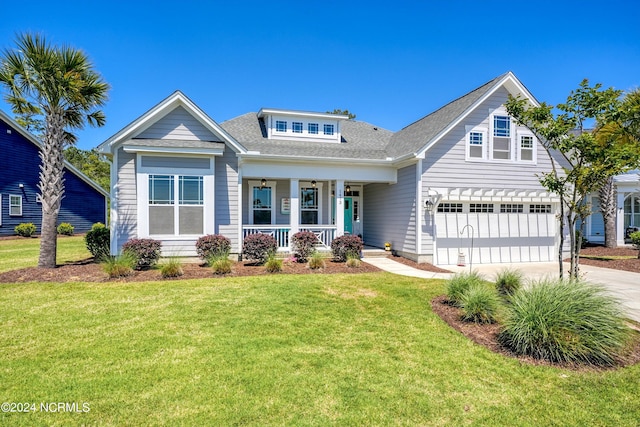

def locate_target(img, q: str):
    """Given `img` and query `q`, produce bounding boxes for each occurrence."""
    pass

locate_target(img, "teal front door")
[344,197,353,234]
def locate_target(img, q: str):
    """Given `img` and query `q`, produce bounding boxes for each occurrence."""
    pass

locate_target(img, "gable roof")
[220,113,393,161]
[0,109,109,198]
[387,71,539,159]
[97,90,246,155]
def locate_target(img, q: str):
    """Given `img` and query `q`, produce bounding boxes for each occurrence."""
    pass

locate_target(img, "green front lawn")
[1,273,638,426]
[0,235,91,272]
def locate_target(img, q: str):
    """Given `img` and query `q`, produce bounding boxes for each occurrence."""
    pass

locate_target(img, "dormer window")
[276,120,287,132]
[308,123,318,134]
[323,124,334,136]
[292,121,303,133]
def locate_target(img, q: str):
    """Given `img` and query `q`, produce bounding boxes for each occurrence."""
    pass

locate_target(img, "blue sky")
[1,0,639,150]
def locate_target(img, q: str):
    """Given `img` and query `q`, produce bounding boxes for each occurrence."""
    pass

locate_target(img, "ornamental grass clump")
[291,231,318,262]
[264,253,283,273]
[211,256,233,275]
[498,278,633,366]
[445,271,485,307]
[160,257,184,278]
[346,253,361,268]
[307,251,326,270]
[495,268,523,296]
[242,233,278,264]
[122,238,162,270]
[103,252,136,278]
[459,283,502,324]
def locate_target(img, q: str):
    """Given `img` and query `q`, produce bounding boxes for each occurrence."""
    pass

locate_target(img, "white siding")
[364,165,417,256]
[114,147,137,251]
[216,148,240,252]
[137,106,222,141]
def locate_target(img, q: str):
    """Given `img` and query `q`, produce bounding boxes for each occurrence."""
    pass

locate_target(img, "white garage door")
[435,212,557,265]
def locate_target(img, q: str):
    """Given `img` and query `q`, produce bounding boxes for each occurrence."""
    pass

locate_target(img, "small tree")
[506,80,627,280]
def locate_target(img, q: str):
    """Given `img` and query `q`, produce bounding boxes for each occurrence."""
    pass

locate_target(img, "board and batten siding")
[216,148,240,252]
[137,106,223,141]
[363,165,417,258]
[421,87,554,190]
[114,147,137,251]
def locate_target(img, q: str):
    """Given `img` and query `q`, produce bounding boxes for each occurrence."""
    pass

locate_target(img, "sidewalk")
[362,257,640,323]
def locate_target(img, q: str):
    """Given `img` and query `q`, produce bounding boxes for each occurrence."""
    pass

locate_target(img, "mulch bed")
[386,254,451,273]
[431,295,640,371]
[0,258,381,283]
[577,245,640,273]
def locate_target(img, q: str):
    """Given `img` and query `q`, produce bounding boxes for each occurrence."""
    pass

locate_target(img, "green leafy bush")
[495,268,523,296]
[307,251,326,270]
[211,256,233,275]
[459,284,502,324]
[196,234,231,263]
[56,222,74,236]
[14,222,37,237]
[499,279,632,366]
[630,231,640,259]
[121,238,162,270]
[291,231,318,262]
[242,233,278,264]
[103,253,136,278]
[265,253,283,273]
[445,271,484,307]
[85,223,110,261]
[161,257,184,278]
[330,235,363,262]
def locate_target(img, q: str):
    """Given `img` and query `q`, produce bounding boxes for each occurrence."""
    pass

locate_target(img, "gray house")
[98,71,563,265]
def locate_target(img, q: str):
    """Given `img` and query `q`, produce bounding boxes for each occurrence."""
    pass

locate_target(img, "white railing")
[242,225,337,249]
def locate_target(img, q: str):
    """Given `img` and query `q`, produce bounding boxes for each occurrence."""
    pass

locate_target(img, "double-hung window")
[518,132,535,162]
[9,195,22,216]
[466,126,487,160]
[148,175,204,235]
[492,115,511,160]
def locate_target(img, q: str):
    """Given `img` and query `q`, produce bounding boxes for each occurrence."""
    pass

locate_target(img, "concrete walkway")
[362,257,640,323]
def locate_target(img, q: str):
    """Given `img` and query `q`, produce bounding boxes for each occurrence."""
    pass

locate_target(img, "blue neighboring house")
[0,110,109,236]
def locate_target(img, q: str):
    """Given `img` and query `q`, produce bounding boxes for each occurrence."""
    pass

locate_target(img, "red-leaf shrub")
[242,233,278,264]
[291,230,318,262]
[195,234,231,260]
[122,238,162,270]
[330,234,363,262]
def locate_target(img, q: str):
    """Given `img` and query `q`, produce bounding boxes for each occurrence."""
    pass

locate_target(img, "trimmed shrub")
[265,253,283,273]
[15,222,36,237]
[211,256,233,275]
[459,284,502,324]
[57,222,74,236]
[495,268,523,296]
[291,231,318,262]
[161,257,184,278]
[103,253,136,278]
[121,238,162,270]
[307,251,326,270]
[330,235,363,262]
[445,271,485,307]
[498,279,632,366]
[85,223,110,261]
[242,233,278,264]
[630,231,640,259]
[196,234,231,262]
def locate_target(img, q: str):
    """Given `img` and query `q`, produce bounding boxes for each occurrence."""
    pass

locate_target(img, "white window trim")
[489,112,514,161]
[248,180,277,225]
[465,125,488,161]
[136,155,214,238]
[9,194,22,216]
[516,130,537,164]
[300,181,323,225]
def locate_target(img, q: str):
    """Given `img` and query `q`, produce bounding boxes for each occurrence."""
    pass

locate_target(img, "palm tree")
[0,33,109,267]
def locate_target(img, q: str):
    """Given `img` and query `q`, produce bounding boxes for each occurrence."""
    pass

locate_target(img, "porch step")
[361,247,389,258]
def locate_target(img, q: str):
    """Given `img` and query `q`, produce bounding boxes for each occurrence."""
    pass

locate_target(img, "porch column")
[290,179,300,249]
[335,179,345,237]
[617,191,626,245]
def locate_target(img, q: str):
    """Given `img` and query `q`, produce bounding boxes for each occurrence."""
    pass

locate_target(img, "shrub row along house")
[0,110,108,236]
[97,72,637,265]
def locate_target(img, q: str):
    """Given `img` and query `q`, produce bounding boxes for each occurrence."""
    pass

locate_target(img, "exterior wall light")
[261,178,267,187]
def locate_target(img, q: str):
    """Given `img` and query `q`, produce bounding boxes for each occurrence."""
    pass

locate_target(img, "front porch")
[242,225,337,250]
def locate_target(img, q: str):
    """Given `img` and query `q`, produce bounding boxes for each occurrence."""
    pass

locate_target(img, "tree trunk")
[599,176,618,248]
[37,111,65,268]
[557,201,565,280]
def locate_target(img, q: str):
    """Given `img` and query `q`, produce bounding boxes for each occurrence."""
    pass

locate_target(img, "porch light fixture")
[423,188,441,212]
[424,197,435,212]
[311,180,316,188]
[261,178,267,187]
[345,184,351,193]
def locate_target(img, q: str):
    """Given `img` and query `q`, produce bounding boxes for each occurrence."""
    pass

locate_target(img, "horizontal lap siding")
[58,170,106,232]
[364,165,417,253]
[137,106,222,141]
[115,148,137,251]
[216,149,240,252]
